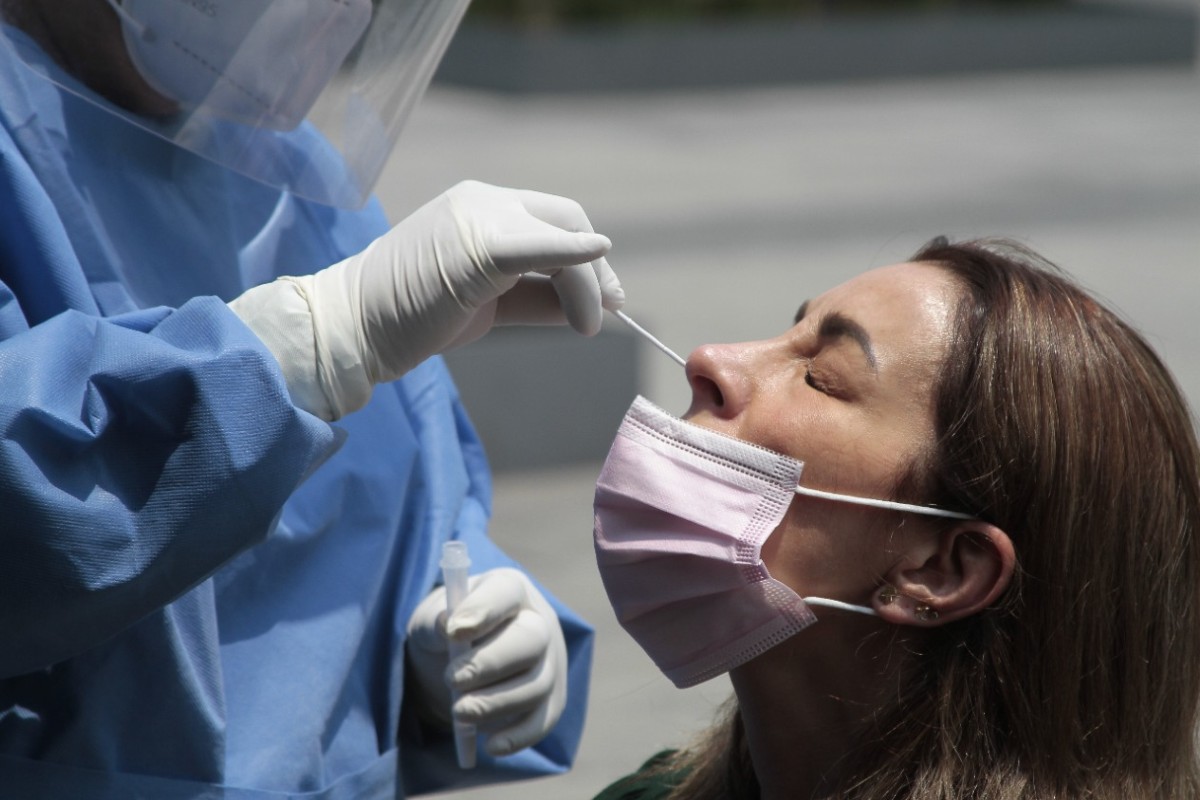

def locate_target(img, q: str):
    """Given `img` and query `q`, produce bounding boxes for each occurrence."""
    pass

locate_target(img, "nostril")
[693,374,724,409]
[686,344,742,418]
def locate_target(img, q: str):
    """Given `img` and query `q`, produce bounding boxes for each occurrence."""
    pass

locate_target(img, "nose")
[685,342,753,420]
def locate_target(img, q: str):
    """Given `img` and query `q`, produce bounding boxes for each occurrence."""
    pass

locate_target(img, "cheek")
[790,414,928,502]
[761,500,897,600]
[749,402,848,475]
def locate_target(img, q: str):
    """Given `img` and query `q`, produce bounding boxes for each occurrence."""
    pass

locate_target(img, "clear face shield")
[2,0,471,209]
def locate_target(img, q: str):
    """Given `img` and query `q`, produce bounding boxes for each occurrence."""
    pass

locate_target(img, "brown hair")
[628,238,1200,800]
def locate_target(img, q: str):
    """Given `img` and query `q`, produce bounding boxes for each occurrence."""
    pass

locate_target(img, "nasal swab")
[440,542,477,769]
[612,309,687,369]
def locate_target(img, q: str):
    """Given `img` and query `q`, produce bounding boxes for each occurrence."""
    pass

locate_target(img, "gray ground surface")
[373,58,1200,798]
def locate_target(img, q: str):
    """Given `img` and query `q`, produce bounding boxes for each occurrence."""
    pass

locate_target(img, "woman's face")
[684,262,962,602]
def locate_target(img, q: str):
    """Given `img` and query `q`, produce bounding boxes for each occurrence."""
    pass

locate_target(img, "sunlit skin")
[682,262,1011,799]
[684,261,961,604]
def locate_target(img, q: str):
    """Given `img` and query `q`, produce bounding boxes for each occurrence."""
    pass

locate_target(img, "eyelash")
[803,360,827,393]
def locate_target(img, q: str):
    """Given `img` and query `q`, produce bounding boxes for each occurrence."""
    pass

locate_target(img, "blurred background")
[373,0,1199,796]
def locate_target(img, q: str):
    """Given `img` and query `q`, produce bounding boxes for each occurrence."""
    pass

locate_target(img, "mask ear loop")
[795,485,975,617]
[803,597,878,616]
[794,484,974,520]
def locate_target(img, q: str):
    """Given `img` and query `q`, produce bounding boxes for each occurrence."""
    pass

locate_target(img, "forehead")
[804,262,961,355]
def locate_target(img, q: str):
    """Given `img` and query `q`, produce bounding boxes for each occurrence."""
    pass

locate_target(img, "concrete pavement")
[373,61,1200,798]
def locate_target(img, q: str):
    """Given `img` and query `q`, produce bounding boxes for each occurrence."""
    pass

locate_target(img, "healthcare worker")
[0,1,621,798]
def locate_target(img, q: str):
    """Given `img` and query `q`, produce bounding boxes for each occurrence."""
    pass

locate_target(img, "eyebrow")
[794,302,878,372]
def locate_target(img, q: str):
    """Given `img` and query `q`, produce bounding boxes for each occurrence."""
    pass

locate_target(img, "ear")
[873,522,1014,627]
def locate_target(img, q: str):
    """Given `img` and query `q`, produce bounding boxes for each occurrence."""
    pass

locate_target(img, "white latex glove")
[229,180,623,420]
[406,567,569,758]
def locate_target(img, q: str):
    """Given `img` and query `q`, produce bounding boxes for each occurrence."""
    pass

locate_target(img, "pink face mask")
[593,395,970,689]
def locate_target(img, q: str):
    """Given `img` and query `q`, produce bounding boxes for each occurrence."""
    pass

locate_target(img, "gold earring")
[914,603,939,622]
[879,584,900,605]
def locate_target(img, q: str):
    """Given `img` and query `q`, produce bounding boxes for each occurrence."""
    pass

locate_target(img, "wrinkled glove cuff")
[228,279,335,421]
[284,272,373,421]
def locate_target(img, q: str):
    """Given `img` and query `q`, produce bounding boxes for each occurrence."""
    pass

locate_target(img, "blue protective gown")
[0,26,593,800]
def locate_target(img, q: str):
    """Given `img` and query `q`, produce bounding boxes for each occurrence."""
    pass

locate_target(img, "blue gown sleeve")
[0,295,337,678]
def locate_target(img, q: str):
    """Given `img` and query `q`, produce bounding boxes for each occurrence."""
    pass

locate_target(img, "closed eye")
[804,363,827,393]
